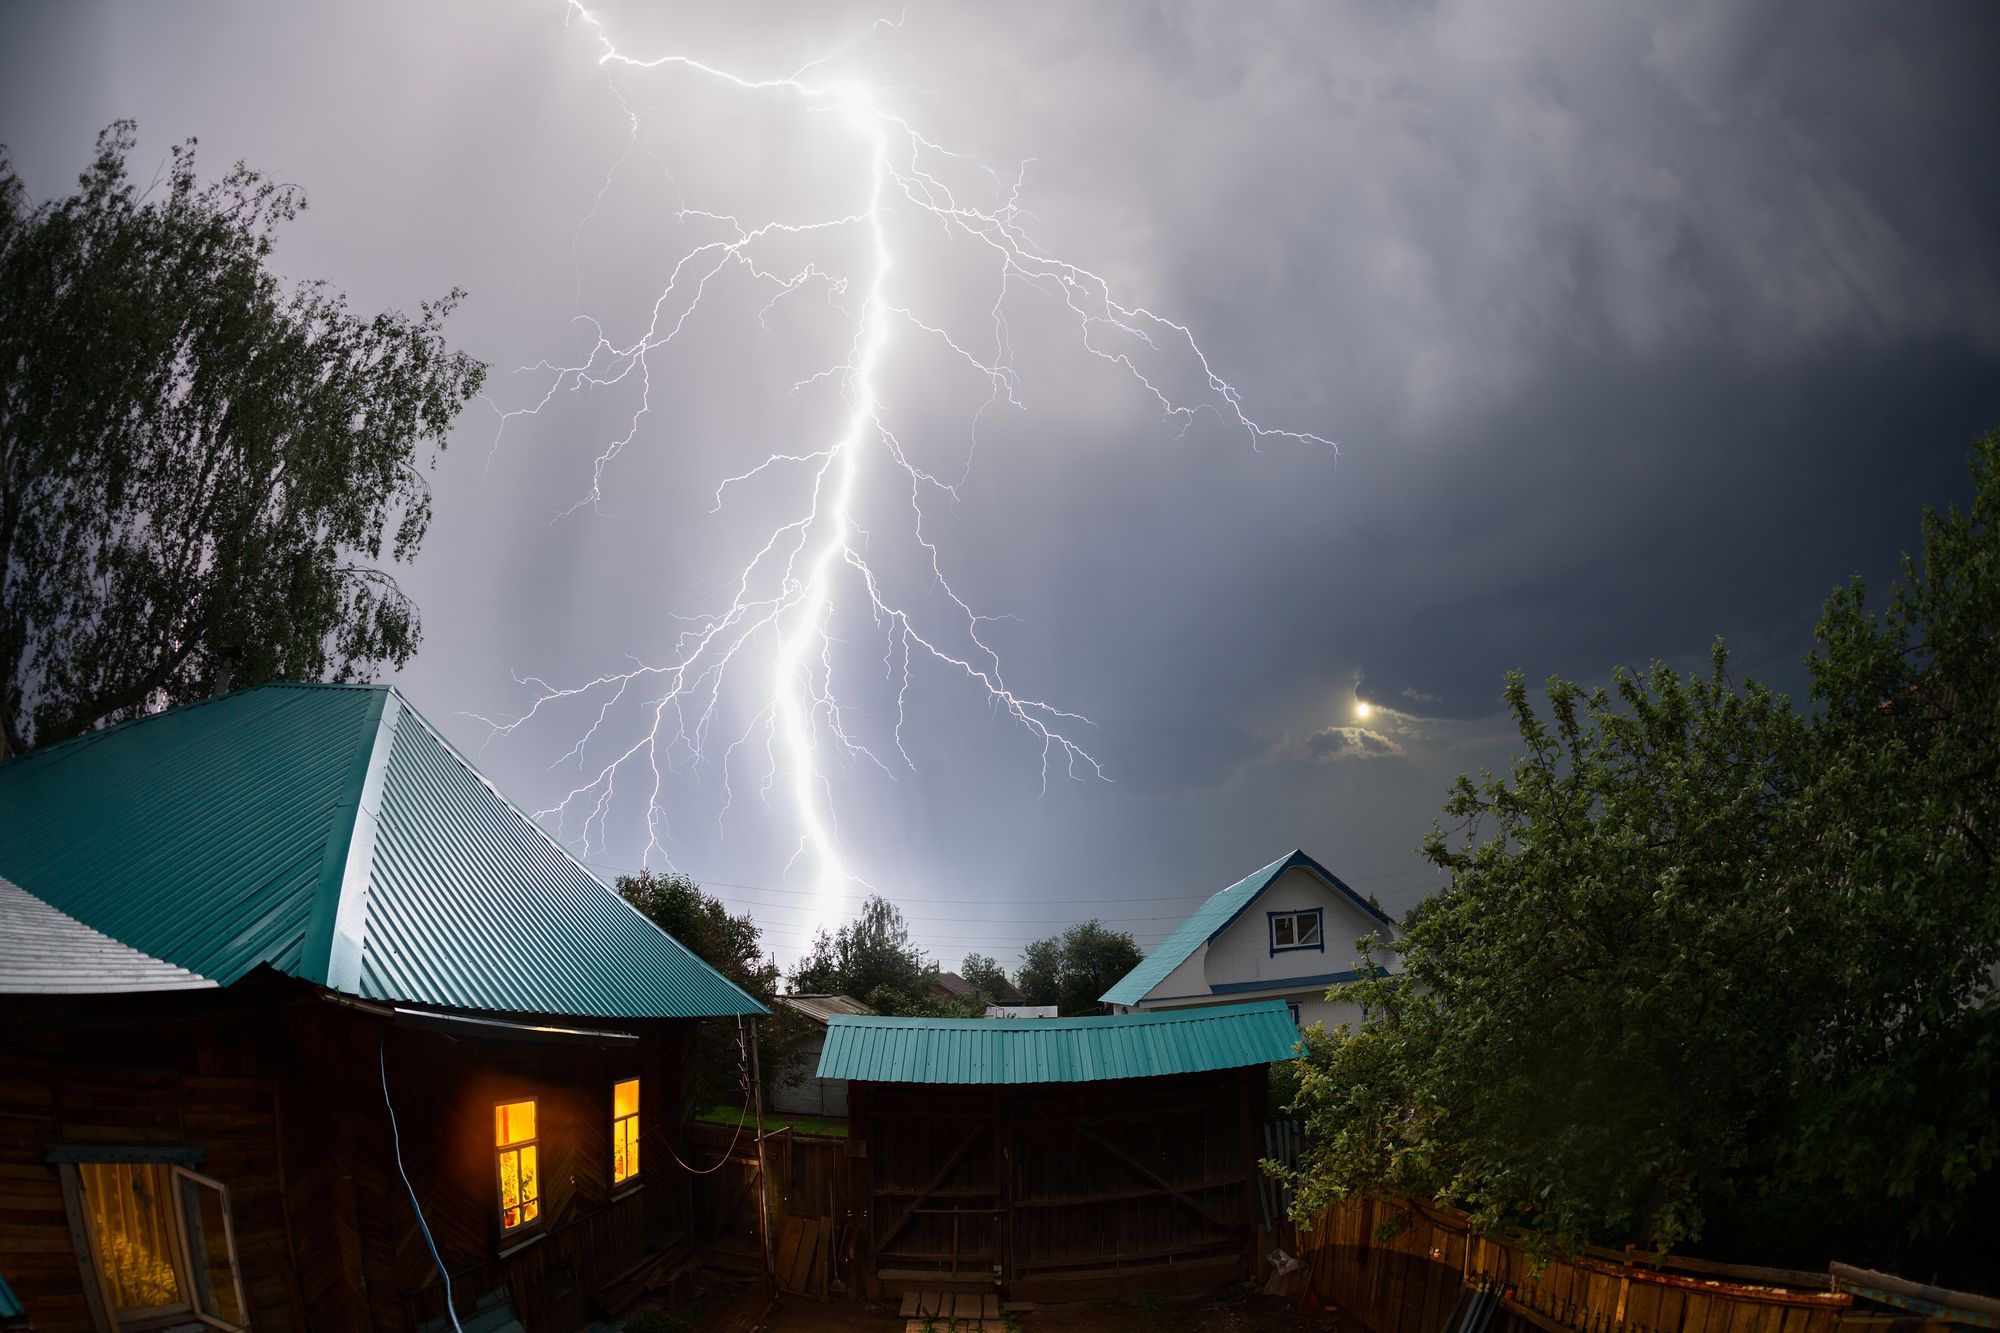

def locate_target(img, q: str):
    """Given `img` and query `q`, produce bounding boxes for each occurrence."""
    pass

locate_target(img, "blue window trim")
[1267,907,1325,956]
[1285,1001,1302,1027]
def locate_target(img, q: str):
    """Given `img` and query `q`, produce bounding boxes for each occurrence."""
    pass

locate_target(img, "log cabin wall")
[1,981,699,1333]
[298,1003,695,1332]
[0,988,304,1333]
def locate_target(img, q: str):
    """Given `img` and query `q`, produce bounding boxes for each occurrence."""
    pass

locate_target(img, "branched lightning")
[481,3,1333,933]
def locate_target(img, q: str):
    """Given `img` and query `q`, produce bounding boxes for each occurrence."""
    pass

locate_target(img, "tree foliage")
[1016,919,1143,1016]
[617,869,806,1107]
[789,894,954,1016]
[959,952,1012,1003]
[0,122,485,756]
[1280,433,2000,1283]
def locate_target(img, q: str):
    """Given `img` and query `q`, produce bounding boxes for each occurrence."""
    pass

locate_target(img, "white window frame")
[1268,908,1324,955]
[58,1159,248,1332]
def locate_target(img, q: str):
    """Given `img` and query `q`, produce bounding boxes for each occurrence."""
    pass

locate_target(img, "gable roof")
[815,1000,1299,1084]
[0,683,765,1020]
[1099,848,1393,1007]
[0,876,216,994]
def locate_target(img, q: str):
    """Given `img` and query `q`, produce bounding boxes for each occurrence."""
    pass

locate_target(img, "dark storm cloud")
[4,1,1997,961]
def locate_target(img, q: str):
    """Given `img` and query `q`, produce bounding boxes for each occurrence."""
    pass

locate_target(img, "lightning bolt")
[481,3,1333,938]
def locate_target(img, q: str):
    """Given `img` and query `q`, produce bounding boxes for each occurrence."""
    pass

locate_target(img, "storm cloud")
[4,1,1996,963]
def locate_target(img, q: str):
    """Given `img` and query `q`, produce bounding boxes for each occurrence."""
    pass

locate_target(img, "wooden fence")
[1283,1197,1967,1333]
[685,1119,861,1298]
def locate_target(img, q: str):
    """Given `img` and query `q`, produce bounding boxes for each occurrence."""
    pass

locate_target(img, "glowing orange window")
[612,1079,640,1185]
[494,1100,540,1232]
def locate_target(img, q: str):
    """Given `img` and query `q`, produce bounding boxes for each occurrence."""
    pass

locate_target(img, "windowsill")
[1269,944,1326,956]
[611,1180,645,1203]
[497,1229,546,1260]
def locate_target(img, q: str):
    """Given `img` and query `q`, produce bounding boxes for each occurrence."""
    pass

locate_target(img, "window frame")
[493,1097,543,1240]
[56,1155,248,1333]
[1267,907,1325,956]
[610,1076,641,1192]
[1286,1000,1303,1027]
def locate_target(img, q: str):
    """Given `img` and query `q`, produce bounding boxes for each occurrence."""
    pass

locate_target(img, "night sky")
[6,2,1997,970]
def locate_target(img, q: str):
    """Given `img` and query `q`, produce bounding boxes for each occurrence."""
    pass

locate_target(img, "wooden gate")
[853,1068,1263,1302]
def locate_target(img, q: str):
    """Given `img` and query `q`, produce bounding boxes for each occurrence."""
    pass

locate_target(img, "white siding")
[1201,865,1388,993]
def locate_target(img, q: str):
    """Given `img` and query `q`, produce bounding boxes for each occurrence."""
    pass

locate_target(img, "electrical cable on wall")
[380,1038,464,1333]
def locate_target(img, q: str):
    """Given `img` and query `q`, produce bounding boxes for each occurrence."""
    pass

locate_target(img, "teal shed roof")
[1099,849,1392,1007]
[815,1000,1300,1084]
[0,683,765,1021]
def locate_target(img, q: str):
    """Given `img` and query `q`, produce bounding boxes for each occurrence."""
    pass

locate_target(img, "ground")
[620,1283,1356,1333]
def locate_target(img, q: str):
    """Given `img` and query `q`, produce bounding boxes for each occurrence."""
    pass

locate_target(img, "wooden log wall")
[307,1005,696,1332]
[0,983,702,1333]
[0,991,302,1333]
[1289,1197,1891,1333]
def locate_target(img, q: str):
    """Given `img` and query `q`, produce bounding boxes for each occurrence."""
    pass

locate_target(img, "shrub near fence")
[1288,1197,1896,1333]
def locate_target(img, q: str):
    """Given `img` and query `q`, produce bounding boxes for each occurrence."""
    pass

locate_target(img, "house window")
[1269,908,1324,954]
[494,1099,541,1233]
[64,1160,247,1330]
[612,1078,640,1186]
[1287,1001,1302,1026]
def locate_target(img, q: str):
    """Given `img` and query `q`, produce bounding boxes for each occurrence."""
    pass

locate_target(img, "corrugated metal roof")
[779,993,876,1025]
[0,683,765,1020]
[0,876,217,993]
[815,1000,1299,1084]
[1099,849,1394,1006]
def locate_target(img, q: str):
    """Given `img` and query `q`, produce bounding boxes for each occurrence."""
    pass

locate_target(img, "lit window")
[65,1160,247,1330]
[612,1078,640,1186]
[495,1099,540,1233]
[1270,909,1323,953]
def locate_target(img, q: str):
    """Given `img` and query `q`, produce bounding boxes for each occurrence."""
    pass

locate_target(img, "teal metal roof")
[1099,849,1392,1007]
[0,683,765,1021]
[815,999,1300,1084]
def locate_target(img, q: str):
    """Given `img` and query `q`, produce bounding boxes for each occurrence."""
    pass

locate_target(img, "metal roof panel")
[814,1000,1299,1084]
[0,683,766,1020]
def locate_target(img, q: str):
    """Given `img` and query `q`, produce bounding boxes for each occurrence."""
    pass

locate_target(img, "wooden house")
[0,683,767,1333]
[816,1000,1299,1304]
[1100,849,1399,1031]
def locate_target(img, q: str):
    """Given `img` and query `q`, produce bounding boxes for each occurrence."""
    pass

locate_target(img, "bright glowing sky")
[6,2,1998,968]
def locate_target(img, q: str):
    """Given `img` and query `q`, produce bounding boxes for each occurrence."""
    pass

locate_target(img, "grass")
[693,1104,850,1138]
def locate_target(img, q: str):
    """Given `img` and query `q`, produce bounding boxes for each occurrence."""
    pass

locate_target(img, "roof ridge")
[0,680,389,773]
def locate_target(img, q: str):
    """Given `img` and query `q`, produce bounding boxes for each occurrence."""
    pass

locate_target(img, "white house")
[1100,849,1398,1032]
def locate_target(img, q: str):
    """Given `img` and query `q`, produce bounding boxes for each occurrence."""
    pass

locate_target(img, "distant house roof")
[0,683,766,1021]
[815,1000,1299,1084]
[778,993,875,1025]
[1099,849,1393,1007]
[0,877,217,994]
[933,970,1025,1004]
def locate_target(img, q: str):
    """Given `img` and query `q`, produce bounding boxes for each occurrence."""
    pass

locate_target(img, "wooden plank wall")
[0,993,302,1333]
[853,1066,1264,1302]
[685,1120,863,1291]
[1289,1197,1881,1333]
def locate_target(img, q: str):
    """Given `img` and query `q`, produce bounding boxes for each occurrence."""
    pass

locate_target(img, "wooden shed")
[816,1001,1299,1304]
[0,683,767,1333]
